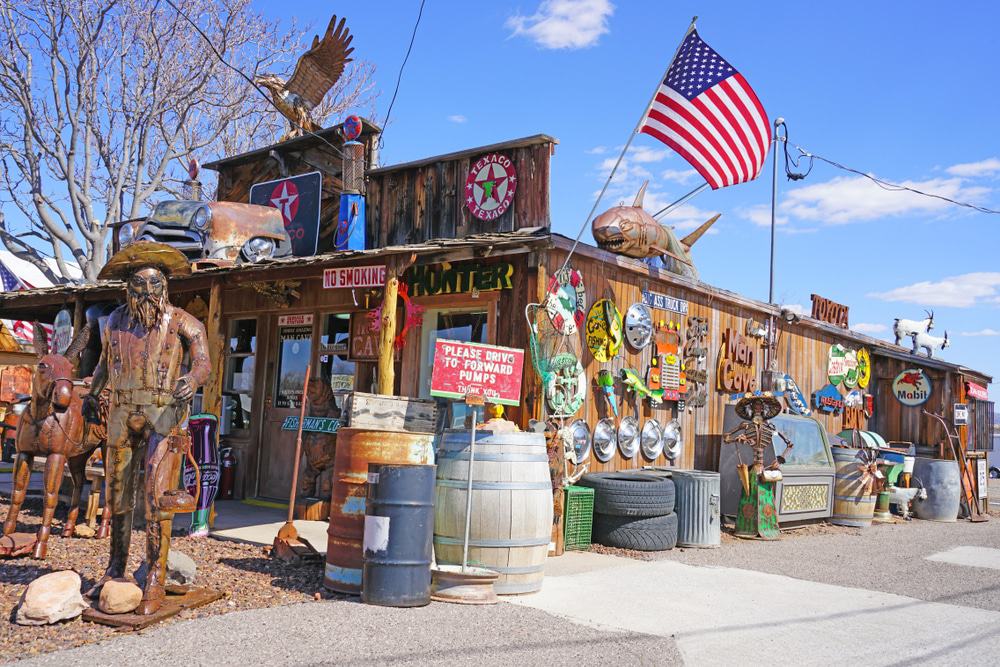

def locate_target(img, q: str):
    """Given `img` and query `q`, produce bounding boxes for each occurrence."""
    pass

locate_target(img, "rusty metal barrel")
[324,428,435,594]
[434,430,553,595]
[831,448,876,528]
[362,463,436,607]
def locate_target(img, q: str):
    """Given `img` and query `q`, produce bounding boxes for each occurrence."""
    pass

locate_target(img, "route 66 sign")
[465,153,517,221]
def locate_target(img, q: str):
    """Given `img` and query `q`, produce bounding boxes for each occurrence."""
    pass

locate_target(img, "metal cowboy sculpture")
[83,241,210,615]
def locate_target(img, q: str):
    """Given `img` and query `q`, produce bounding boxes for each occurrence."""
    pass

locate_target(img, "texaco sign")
[465,153,517,221]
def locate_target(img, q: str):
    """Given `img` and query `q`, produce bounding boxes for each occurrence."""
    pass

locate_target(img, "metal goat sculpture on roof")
[591,182,719,280]
[254,16,355,141]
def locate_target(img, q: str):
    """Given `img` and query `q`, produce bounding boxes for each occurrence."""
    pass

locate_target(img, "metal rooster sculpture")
[254,16,355,141]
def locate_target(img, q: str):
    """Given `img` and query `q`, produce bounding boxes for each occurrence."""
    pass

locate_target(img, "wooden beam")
[376,263,399,396]
[72,297,85,335]
[201,280,225,418]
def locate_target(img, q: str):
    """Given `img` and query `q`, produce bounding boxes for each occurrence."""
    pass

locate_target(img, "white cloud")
[627,145,669,163]
[586,145,608,155]
[507,0,613,49]
[661,168,698,185]
[782,303,808,316]
[852,322,889,335]
[868,272,1000,308]
[781,175,990,224]
[946,158,1000,178]
[960,328,1000,337]
[741,204,789,228]
[447,114,467,124]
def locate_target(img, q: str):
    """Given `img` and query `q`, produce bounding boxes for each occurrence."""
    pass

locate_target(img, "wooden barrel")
[831,448,875,528]
[325,428,435,594]
[434,430,553,595]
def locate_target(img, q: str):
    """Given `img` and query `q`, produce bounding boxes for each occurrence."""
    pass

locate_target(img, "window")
[274,321,313,409]
[319,313,356,401]
[223,319,256,432]
[770,414,834,468]
[419,309,489,428]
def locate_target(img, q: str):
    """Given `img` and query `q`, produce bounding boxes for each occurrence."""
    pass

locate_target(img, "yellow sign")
[857,348,872,389]
[585,299,623,362]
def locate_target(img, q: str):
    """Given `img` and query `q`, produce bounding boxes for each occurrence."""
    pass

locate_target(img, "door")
[258,313,314,500]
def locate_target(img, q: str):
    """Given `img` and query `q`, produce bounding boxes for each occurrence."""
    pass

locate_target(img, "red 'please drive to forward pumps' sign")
[430,339,525,406]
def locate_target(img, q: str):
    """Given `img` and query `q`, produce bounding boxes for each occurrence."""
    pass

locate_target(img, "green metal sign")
[281,416,342,434]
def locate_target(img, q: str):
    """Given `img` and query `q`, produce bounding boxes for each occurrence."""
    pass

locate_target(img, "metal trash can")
[672,470,720,548]
[912,457,961,522]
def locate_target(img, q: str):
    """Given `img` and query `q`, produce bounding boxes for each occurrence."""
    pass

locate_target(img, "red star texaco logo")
[465,153,517,221]
[269,180,300,226]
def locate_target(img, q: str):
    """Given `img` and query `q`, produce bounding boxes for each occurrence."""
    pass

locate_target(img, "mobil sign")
[892,368,933,407]
[430,339,525,406]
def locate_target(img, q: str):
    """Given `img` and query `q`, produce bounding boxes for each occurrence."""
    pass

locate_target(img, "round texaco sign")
[465,153,517,221]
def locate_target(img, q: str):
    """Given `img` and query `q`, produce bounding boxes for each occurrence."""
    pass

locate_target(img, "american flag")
[0,259,50,345]
[640,29,770,190]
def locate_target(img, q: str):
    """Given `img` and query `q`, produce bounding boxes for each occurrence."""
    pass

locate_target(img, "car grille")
[138,221,205,260]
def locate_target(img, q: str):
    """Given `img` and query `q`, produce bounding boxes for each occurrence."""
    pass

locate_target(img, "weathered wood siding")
[366,141,552,248]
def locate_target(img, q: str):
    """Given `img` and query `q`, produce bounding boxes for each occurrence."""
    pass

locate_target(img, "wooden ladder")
[924,410,989,522]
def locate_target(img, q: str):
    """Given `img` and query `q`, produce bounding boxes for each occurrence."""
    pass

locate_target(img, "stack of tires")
[577,472,677,551]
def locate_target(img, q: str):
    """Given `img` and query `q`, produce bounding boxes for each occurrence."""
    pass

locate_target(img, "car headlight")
[192,205,212,231]
[241,237,276,263]
[118,223,135,247]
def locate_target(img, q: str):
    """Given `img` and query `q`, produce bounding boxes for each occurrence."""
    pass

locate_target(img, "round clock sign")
[465,153,517,221]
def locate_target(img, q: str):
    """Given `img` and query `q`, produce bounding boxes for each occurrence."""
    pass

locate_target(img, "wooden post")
[72,297,85,334]
[201,280,225,418]
[376,261,400,396]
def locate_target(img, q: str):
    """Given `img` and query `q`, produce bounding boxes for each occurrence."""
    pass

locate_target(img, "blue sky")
[261,0,1000,383]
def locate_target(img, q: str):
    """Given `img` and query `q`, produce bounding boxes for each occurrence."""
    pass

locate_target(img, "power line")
[163,0,344,159]
[788,143,1000,215]
[381,0,426,138]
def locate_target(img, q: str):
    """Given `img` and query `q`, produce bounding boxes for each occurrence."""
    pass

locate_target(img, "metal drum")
[912,457,961,522]
[831,448,875,528]
[325,428,435,594]
[434,430,553,595]
[672,470,720,548]
[362,463,436,607]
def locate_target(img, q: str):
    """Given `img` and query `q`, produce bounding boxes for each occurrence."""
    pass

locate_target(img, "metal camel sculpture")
[2,325,110,559]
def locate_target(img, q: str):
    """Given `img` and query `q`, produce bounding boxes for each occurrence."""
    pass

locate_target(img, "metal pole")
[768,118,783,305]
[560,17,699,273]
[462,405,478,573]
[652,182,710,219]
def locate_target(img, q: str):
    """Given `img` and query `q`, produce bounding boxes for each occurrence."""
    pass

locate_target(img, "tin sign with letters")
[954,403,969,426]
[430,339,525,406]
[323,265,386,289]
[281,416,341,434]
[641,290,689,315]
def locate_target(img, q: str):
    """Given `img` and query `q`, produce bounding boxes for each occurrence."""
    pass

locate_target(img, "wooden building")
[0,130,992,506]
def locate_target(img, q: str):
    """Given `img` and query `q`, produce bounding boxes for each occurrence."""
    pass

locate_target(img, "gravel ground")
[15,598,681,667]
[0,496,332,663]
[596,505,1000,613]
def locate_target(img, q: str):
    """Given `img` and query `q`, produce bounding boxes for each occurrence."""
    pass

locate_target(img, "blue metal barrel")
[361,463,436,607]
[912,457,961,522]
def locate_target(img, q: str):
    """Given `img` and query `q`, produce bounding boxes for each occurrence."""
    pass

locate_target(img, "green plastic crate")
[563,485,595,550]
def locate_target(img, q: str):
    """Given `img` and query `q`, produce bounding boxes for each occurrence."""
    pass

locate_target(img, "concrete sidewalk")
[512,551,1000,666]
[207,500,329,554]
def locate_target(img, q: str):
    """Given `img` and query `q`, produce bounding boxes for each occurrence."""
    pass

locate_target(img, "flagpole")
[763,117,784,392]
[653,182,710,219]
[559,16,699,273]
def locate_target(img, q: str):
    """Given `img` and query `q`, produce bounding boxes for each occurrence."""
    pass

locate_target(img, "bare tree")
[0,0,376,283]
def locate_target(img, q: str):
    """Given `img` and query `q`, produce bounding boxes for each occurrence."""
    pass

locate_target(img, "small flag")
[640,28,770,189]
[0,259,51,345]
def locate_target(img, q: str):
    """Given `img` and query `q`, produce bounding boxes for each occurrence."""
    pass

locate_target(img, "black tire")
[592,512,678,551]
[577,472,675,517]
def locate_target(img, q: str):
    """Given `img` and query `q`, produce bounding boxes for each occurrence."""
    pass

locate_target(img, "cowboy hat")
[98,241,191,281]
[734,392,782,421]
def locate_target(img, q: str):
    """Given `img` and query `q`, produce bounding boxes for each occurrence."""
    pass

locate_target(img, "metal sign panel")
[249,171,322,257]
[641,290,689,314]
[281,416,341,434]
[429,339,525,406]
[954,403,969,426]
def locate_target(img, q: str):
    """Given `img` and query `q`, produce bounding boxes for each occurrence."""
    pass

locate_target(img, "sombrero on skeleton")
[98,241,191,281]
[734,392,781,420]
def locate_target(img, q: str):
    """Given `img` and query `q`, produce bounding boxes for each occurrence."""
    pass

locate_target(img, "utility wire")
[788,142,1000,215]
[164,0,344,158]
[380,0,426,140]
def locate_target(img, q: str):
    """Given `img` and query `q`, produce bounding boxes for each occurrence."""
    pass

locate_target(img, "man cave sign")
[465,153,517,221]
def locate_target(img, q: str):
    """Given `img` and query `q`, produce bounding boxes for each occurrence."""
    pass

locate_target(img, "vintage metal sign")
[349,311,401,361]
[954,403,969,426]
[828,344,847,386]
[323,265,386,289]
[405,261,514,297]
[52,309,73,355]
[249,171,322,257]
[641,290,689,315]
[810,293,849,328]
[277,313,313,327]
[892,368,932,407]
[716,326,757,393]
[429,339,524,406]
[812,384,845,415]
[967,381,989,401]
[465,153,517,221]
[856,347,872,389]
[781,373,810,416]
[585,299,623,363]
[281,416,342,434]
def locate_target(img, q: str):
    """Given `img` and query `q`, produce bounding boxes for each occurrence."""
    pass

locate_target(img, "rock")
[98,579,142,614]
[73,524,96,538]
[15,571,88,626]
[135,549,197,587]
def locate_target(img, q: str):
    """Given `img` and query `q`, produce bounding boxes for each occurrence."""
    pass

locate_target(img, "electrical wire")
[163,0,344,158]
[380,0,427,142]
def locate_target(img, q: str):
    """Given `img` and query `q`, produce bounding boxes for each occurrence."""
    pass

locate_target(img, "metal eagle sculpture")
[254,16,355,141]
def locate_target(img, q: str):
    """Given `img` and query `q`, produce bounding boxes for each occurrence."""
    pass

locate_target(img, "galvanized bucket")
[912,457,961,522]
[672,470,720,548]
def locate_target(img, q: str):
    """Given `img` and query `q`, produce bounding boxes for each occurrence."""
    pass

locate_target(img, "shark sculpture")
[591,182,719,280]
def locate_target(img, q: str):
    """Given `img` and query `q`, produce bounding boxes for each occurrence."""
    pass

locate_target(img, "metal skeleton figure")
[722,393,794,540]
[82,242,210,615]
